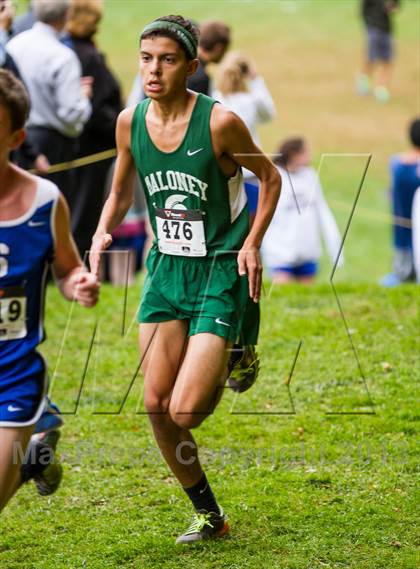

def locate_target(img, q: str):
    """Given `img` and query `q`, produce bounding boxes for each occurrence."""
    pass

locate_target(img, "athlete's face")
[0,105,25,161]
[140,37,198,99]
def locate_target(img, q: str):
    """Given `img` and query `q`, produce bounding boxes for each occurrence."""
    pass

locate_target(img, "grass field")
[3,1,419,568]
[1,283,419,568]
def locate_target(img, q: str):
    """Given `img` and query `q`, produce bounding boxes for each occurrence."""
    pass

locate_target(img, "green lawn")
[3,1,419,568]
[1,283,418,568]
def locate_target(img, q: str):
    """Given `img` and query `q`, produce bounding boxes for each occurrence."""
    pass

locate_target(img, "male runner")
[90,15,281,543]
[0,69,99,512]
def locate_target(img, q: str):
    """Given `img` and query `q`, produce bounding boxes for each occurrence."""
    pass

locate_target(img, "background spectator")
[0,0,48,171]
[187,19,231,95]
[382,118,420,285]
[0,0,16,72]
[7,0,92,207]
[126,73,144,107]
[63,0,122,259]
[412,187,420,283]
[357,0,400,102]
[214,51,275,221]
[261,138,343,284]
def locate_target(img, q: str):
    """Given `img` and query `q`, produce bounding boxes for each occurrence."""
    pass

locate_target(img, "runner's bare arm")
[90,107,137,275]
[211,106,281,302]
[52,194,99,307]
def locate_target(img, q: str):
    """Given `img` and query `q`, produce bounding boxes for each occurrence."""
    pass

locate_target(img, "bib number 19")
[0,299,22,324]
[0,285,27,341]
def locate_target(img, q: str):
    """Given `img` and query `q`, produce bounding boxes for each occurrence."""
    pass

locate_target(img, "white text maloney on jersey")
[144,170,208,201]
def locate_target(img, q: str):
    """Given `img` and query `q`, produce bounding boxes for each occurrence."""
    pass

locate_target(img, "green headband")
[141,20,198,60]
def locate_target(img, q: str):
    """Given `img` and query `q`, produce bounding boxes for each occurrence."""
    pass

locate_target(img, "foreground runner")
[0,70,99,512]
[90,15,281,543]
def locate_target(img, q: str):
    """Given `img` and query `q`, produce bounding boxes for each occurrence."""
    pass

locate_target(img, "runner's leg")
[297,275,315,285]
[168,332,230,430]
[140,321,202,487]
[272,271,294,284]
[141,323,229,487]
[0,425,34,511]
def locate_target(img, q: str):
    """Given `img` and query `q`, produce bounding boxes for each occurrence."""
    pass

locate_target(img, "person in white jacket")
[214,51,276,221]
[262,138,344,284]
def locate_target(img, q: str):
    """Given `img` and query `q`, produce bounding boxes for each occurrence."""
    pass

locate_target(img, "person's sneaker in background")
[374,85,390,102]
[380,273,401,287]
[356,73,371,96]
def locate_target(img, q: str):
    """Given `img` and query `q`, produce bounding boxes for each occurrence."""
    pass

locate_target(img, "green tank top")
[131,93,249,258]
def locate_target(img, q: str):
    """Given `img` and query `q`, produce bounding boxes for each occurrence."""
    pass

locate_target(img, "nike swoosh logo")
[7,405,23,412]
[215,318,231,327]
[28,220,45,227]
[199,482,209,494]
[187,148,204,156]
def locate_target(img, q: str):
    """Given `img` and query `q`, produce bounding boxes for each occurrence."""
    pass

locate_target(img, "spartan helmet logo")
[164,195,188,210]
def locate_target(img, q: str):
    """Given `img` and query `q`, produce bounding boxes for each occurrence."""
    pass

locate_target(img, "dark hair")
[140,15,199,61]
[409,118,420,148]
[0,69,29,131]
[274,137,305,167]
[199,20,231,51]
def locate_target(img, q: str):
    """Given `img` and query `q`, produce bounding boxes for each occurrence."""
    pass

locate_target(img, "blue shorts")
[367,26,393,62]
[0,368,47,427]
[272,261,318,277]
[244,181,259,216]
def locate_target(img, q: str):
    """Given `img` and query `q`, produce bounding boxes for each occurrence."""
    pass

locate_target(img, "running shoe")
[28,431,63,496]
[227,344,260,393]
[176,508,230,544]
[380,273,401,287]
[374,86,390,102]
[33,440,63,496]
[356,73,370,96]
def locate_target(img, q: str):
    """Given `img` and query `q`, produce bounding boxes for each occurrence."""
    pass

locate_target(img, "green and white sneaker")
[374,86,390,102]
[227,344,260,393]
[176,508,230,544]
[356,73,371,96]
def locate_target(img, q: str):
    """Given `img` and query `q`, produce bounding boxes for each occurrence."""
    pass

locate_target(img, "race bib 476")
[155,207,207,257]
